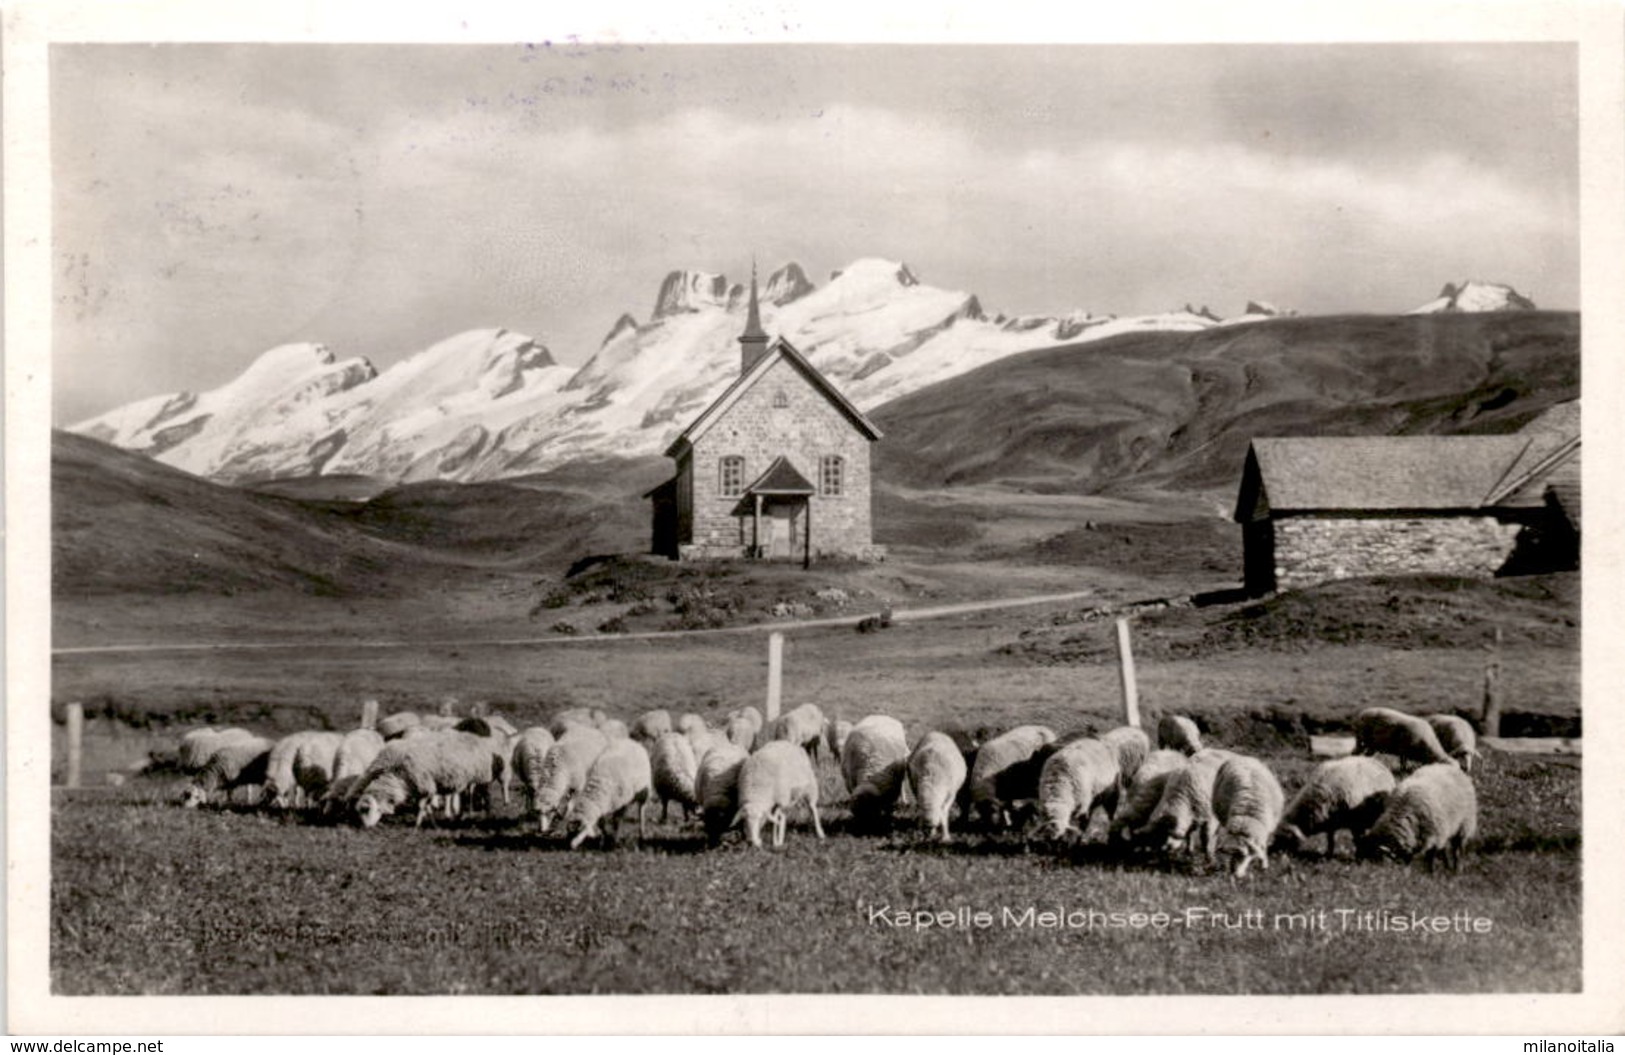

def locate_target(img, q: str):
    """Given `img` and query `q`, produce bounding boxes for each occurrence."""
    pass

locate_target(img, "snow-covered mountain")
[70,262,1533,485]
[1407,281,1538,314]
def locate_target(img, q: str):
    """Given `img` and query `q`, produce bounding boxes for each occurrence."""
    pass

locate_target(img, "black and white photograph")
[10,0,1623,1036]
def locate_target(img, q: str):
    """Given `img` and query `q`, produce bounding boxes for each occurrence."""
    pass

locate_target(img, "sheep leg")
[809,799,826,839]
[638,800,648,842]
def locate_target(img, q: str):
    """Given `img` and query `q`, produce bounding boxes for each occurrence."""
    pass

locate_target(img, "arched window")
[719,456,745,497]
[820,455,844,497]
[772,389,789,409]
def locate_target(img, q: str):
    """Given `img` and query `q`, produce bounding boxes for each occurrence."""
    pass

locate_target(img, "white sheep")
[1358,762,1478,870]
[1425,714,1481,772]
[290,732,345,808]
[419,714,459,733]
[509,727,557,816]
[649,731,700,822]
[631,709,674,744]
[907,732,968,842]
[549,708,598,738]
[1035,737,1121,841]
[675,712,709,742]
[1273,755,1396,858]
[767,703,826,761]
[181,737,274,808]
[566,739,653,849]
[1156,714,1203,755]
[262,730,344,809]
[966,725,1057,828]
[598,718,631,741]
[351,730,499,829]
[825,717,855,760]
[1143,747,1236,858]
[376,711,422,740]
[1107,749,1188,844]
[482,713,519,738]
[1098,725,1151,782]
[840,715,910,829]
[734,741,826,849]
[532,726,610,832]
[1211,754,1286,876]
[690,727,733,761]
[1353,707,1457,769]
[695,741,749,845]
[320,728,385,814]
[177,727,257,773]
[724,712,760,749]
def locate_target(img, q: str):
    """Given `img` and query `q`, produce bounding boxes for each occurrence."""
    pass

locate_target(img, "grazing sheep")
[177,727,258,773]
[262,731,344,809]
[598,718,631,741]
[483,714,518,738]
[907,732,969,842]
[549,708,598,738]
[509,727,558,816]
[724,713,759,749]
[566,740,653,849]
[376,711,422,740]
[734,741,826,849]
[532,727,610,833]
[675,712,708,741]
[1143,748,1235,859]
[1425,714,1481,773]
[290,732,345,807]
[320,728,386,814]
[1035,738,1121,842]
[1353,707,1457,769]
[723,706,764,748]
[1156,714,1203,755]
[181,737,274,808]
[649,732,700,822]
[840,716,910,829]
[1358,763,1479,870]
[351,731,500,829]
[967,725,1058,829]
[1107,749,1188,845]
[1212,755,1287,876]
[1273,756,1396,858]
[768,703,826,761]
[631,709,674,744]
[1098,725,1151,782]
[419,714,459,733]
[825,717,855,760]
[695,741,749,845]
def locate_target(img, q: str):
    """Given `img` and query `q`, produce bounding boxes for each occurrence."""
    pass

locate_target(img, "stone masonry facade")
[1271,515,1523,590]
[676,355,882,561]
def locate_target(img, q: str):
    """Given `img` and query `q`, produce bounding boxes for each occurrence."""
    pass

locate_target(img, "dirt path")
[52,588,1100,657]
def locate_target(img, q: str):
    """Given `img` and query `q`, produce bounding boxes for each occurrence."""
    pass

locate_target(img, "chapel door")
[769,514,793,559]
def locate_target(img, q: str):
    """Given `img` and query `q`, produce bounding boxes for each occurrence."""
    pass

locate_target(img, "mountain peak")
[764,262,815,306]
[1409,280,1537,314]
[602,313,640,347]
[652,270,730,319]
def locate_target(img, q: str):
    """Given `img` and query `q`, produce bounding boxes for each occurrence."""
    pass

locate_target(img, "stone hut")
[1234,406,1579,594]
[647,271,885,565]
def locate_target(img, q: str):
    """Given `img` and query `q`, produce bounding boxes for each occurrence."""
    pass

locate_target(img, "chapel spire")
[739,258,770,374]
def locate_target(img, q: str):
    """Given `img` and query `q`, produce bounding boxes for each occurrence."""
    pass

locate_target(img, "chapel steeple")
[739,259,770,374]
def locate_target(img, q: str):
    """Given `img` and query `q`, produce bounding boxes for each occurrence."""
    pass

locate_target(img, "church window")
[773,389,789,408]
[820,455,844,497]
[720,456,745,496]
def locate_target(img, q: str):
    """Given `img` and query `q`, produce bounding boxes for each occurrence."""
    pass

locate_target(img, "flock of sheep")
[173,701,1483,873]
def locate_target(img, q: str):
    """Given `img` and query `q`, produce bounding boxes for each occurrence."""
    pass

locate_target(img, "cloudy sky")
[52,41,1578,425]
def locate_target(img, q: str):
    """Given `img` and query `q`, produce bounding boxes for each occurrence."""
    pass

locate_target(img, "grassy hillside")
[871,312,1579,494]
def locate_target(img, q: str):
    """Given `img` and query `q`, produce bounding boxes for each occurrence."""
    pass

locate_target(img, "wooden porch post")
[803,496,812,569]
[753,493,763,559]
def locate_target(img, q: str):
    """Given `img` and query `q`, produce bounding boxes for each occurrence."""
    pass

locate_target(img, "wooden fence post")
[1115,619,1140,729]
[766,632,784,724]
[1482,627,1503,737]
[360,698,379,732]
[66,703,84,789]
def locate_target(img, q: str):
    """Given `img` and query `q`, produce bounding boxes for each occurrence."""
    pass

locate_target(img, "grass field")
[52,744,1579,995]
